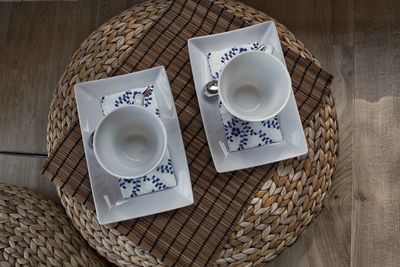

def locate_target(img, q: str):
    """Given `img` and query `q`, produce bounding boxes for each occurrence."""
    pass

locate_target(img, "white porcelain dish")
[93,105,168,179]
[219,51,292,122]
[75,66,194,225]
[188,21,308,173]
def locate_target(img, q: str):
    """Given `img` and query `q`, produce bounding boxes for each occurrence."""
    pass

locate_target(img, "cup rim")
[219,51,292,122]
[93,105,168,179]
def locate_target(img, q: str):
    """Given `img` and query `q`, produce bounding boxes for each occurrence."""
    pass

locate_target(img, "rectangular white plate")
[188,21,308,173]
[75,66,194,225]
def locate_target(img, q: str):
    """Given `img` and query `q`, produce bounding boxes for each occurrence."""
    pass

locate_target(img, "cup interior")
[94,106,167,179]
[219,51,291,122]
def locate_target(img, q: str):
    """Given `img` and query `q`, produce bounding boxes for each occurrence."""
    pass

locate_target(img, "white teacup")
[219,50,291,122]
[93,105,167,179]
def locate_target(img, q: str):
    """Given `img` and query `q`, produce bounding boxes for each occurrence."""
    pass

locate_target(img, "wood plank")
[98,0,146,25]
[0,3,12,44]
[98,0,128,25]
[269,44,353,267]
[354,0,400,45]
[240,0,353,46]
[353,48,400,266]
[0,155,58,201]
[0,0,99,153]
[353,1,400,264]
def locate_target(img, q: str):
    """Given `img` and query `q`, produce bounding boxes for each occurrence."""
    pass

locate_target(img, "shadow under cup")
[219,51,291,122]
[93,106,167,179]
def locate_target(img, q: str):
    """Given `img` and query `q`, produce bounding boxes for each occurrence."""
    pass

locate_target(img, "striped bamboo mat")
[43,0,333,266]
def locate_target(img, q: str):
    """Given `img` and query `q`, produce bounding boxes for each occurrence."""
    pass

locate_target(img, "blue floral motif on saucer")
[101,85,176,199]
[208,43,283,152]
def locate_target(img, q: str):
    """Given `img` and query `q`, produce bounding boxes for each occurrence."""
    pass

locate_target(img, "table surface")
[0,0,399,266]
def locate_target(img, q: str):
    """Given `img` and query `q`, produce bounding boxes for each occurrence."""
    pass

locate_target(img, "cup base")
[233,84,261,113]
[93,105,167,179]
[121,134,151,162]
[219,51,292,122]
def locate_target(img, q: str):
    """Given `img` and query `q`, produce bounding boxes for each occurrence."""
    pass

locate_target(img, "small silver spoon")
[204,80,219,97]
[140,86,153,105]
[89,86,153,148]
[204,43,272,97]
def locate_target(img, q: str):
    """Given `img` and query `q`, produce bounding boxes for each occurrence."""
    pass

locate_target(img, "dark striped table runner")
[43,0,333,266]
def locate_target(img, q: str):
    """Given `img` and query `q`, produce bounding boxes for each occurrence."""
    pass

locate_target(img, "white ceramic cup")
[219,50,291,122]
[93,105,167,179]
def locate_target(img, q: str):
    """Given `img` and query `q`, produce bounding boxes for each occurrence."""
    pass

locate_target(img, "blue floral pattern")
[208,42,260,80]
[208,42,283,152]
[101,85,157,116]
[118,174,169,197]
[101,85,176,199]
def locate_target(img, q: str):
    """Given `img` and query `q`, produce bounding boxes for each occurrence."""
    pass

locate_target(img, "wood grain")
[0,155,58,201]
[240,0,353,46]
[0,0,100,214]
[0,4,12,43]
[98,0,145,25]
[353,1,400,264]
[354,0,400,46]
[0,0,99,153]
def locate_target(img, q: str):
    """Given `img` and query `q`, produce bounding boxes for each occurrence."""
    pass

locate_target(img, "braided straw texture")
[0,183,107,267]
[46,0,337,266]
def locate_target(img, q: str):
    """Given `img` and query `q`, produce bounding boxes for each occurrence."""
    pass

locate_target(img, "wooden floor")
[0,0,398,266]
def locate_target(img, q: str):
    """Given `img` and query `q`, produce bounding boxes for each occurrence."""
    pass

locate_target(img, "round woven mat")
[46,0,338,266]
[0,183,107,267]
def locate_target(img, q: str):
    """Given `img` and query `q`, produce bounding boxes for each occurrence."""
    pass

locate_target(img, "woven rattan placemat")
[43,0,333,266]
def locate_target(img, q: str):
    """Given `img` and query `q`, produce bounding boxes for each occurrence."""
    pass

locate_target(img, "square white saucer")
[188,21,308,173]
[75,66,193,225]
